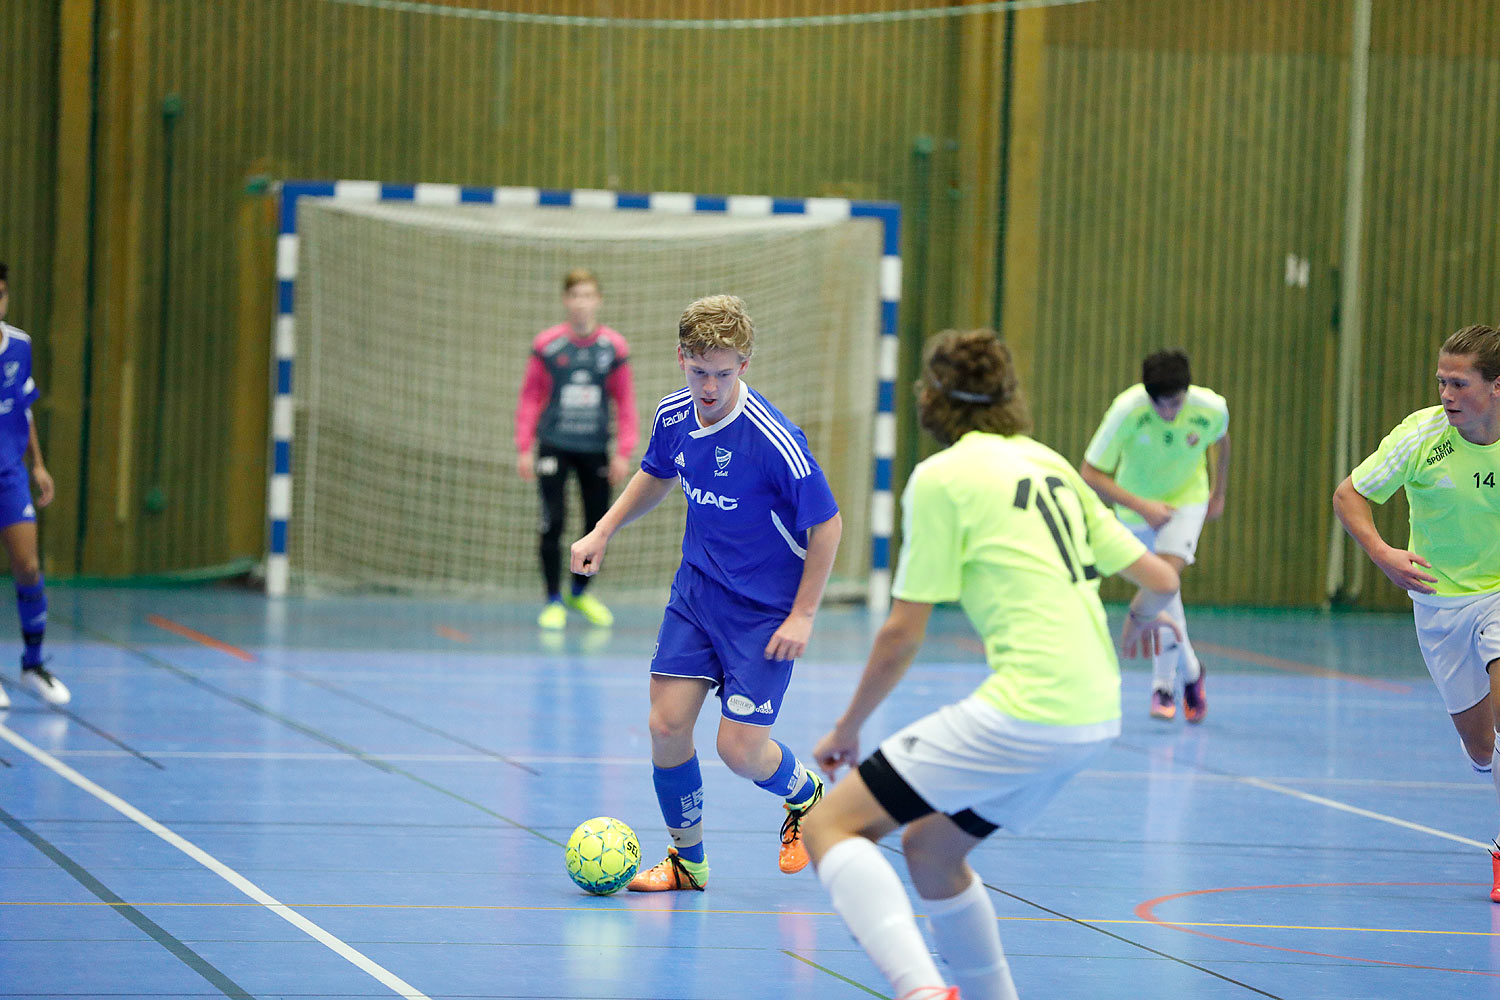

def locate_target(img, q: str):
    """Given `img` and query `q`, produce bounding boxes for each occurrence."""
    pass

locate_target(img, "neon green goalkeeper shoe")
[563,592,614,627]
[537,601,567,630]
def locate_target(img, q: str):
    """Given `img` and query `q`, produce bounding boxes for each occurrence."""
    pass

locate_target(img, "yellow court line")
[4,898,1496,938]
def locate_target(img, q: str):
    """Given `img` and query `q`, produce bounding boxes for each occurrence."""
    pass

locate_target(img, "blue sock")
[16,579,45,668]
[570,580,587,598]
[755,739,817,805]
[653,755,706,864]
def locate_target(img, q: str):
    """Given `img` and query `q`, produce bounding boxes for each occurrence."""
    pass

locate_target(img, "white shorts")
[1128,502,1207,564]
[1413,591,1500,714]
[865,696,1116,836]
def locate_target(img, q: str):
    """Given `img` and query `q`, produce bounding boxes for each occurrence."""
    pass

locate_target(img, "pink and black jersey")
[514,324,639,457]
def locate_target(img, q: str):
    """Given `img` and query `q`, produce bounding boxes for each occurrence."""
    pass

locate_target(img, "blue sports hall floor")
[2,585,1499,999]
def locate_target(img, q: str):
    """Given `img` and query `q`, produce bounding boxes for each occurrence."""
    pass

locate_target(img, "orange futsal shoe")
[1183,662,1207,724]
[1490,848,1500,903]
[778,774,824,874]
[627,848,707,892]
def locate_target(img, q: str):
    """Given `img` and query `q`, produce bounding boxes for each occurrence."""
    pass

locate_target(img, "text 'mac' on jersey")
[1351,405,1500,599]
[0,323,39,469]
[642,382,839,612]
[1083,383,1228,522]
[893,431,1147,730]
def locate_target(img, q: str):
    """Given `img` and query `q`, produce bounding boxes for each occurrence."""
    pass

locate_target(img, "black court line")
[0,702,162,768]
[985,883,1288,999]
[68,620,566,847]
[287,671,541,776]
[783,950,890,998]
[875,841,1286,999]
[0,802,254,1000]
[56,705,166,769]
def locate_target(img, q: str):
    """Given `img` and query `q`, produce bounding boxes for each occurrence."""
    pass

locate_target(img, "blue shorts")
[650,565,795,727]
[0,465,36,529]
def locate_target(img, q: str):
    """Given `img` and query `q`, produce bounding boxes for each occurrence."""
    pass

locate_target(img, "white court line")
[0,723,432,1000]
[1242,775,1490,851]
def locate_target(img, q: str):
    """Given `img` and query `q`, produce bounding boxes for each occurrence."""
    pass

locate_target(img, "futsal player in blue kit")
[570,294,842,890]
[0,263,68,711]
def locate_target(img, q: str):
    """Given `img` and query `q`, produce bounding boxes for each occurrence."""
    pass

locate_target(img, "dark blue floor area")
[1,587,1496,998]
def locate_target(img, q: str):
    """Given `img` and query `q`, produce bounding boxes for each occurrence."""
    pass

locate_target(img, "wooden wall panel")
[1027,0,1347,606]
[0,2,60,570]
[0,0,1496,604]
[1346,0,1500,608]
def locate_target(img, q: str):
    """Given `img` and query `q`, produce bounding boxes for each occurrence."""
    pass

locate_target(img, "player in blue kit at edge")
[0,263,69,711]
[570,294,842,890]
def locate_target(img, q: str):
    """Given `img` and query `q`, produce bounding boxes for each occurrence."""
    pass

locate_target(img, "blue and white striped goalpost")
[267,181,901,608]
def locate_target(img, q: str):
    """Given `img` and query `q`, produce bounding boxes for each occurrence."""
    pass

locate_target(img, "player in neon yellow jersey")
[1080,350,1229,723]
[802,330,1182,1000]
[1334,323,1500,902]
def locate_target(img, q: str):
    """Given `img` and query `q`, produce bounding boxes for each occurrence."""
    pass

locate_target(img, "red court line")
[434,626,472,643]
[1191,641,1412,692]
[146,614,255,662]
[1136,881,1499,977]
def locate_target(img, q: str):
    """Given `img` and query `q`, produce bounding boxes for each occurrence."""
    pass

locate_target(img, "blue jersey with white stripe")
[642,382,839,611]
[0,324,40,470]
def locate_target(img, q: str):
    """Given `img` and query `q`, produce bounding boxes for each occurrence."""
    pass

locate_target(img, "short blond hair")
[1441,324,1500,382]
[563,268,599,293]
[678,294,754,360]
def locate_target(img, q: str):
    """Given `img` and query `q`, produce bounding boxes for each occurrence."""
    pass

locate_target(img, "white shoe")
[0,680,9,710]
[21,664,70,706]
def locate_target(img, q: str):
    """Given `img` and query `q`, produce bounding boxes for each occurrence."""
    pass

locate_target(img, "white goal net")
[288,199,881,600]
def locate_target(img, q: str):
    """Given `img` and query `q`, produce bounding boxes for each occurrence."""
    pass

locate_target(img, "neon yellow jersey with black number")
[1351,405,1500,598]
[1083,384,1229,524]
[893,431,1148,728]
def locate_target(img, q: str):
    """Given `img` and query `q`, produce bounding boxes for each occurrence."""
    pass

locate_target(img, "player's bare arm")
[1332,475,1438,593]
[1080,459,1174,529]
[607,453,630,485]
[570,469,677,576]
[1117,551,1183,658]
[26,422,52,508]
[764,512,842,662]
[812,597,933,777]
[1206,432,1230,521]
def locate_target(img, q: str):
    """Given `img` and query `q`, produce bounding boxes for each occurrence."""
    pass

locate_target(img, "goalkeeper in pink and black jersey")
[513,268,639,630]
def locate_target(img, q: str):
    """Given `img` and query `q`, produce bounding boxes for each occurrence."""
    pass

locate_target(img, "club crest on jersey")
[714,447,732,477]
[2,362,17,386]
[1186,432,1200,447]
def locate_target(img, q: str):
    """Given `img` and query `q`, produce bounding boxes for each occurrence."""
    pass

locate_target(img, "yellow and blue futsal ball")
[565,816,641,895]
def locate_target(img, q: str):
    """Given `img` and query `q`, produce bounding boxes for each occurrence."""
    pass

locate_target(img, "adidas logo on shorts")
[756,700,773,714]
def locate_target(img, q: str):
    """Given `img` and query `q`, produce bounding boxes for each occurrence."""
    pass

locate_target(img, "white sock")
[924,871,1019,1000]
[1152,592,1199,687]
[818,837,946,997]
